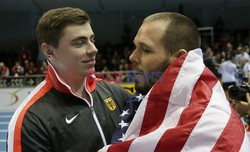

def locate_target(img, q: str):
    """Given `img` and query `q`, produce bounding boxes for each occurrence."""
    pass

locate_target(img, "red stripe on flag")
[211,107,245,151]
[139,54,188,136]
[154,68,217,151]
[108,140,133,152]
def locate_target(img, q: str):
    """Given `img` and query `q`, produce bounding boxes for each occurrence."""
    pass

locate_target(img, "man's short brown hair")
[144,12,201,55]
[36,7,90,48]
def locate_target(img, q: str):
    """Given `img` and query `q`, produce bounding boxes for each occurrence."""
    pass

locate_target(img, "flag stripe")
[138,56,185,136]
[153,68,217,152]
[211,106,245,151]
[8,80,51,152]
[181,81,230,151]
[124,90,151,140]
[239,130,250,152]
[108,140,133,152]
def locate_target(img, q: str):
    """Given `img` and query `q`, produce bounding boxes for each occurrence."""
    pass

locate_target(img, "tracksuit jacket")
[7,63,131,152]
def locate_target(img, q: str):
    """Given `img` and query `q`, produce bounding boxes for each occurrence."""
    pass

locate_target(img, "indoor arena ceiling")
[0,0,250,12]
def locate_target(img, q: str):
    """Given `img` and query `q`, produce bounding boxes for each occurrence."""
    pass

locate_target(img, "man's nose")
[129,50,139,64]
[86,42,98,56]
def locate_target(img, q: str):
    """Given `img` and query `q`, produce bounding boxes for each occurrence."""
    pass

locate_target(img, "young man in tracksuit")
[7,7,130,152]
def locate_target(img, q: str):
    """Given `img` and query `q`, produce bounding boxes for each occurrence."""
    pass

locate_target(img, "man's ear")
[174,49,187,58]
[40,43,55,60]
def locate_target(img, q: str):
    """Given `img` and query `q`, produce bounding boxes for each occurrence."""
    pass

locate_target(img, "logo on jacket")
[104,97,116,111]
[65,113,79,124]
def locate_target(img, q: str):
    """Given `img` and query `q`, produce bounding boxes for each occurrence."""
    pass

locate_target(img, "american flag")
[99,49,250,152]
[111,93,144,143]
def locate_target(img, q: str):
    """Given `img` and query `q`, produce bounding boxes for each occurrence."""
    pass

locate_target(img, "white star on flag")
[120,109,129,117]
[118,120,129,128]
[135,93,144,101]
[118,133,125,141]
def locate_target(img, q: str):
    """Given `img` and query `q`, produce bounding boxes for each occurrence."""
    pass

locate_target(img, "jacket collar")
[45,62,97,94]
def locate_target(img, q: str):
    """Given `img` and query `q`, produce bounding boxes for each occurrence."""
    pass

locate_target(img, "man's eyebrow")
[138,42,150,48]
[71,34,95,42]
[71,36,87,43]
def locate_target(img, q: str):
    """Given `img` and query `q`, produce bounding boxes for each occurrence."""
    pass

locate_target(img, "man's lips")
[82,59,96,65]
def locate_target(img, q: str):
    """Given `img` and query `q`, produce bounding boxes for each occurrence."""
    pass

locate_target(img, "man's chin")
[135,82,152,95]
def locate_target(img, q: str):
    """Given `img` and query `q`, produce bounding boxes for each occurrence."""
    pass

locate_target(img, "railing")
[0,70,163,88]
[0,75,46,88]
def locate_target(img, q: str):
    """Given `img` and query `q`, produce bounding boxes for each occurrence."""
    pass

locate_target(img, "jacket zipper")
[89,105,107,146]
[84,79,107,146]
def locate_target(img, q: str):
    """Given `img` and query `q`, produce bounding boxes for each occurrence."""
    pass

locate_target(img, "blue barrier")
[0,112,14,151]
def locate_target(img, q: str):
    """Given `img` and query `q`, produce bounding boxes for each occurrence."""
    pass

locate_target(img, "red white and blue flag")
[99,49,250,152]
[111,93,144,143]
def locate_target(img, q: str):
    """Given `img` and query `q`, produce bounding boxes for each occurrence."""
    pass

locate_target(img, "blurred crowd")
[0,26,250,85]
[0,41,136,78]
[0,45,48,78]
[203,31,250,84]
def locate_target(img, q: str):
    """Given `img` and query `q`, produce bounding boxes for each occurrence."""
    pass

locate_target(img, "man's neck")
[62,75,91,103]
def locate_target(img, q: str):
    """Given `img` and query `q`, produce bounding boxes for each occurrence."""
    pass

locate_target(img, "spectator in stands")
[39,61,48,74]
[23,59,30,75]
[203,46,220,78]
[235,45,250,67]
[0,62,9,77]
[218,53,238,97]
[119,59,126,71]
[27,61,38,75]
[235,45,250,84]
[242,58,250,83]
[23,59,38,75]
[225,42,236,57]
[11,61,24,76]
[110,59,119,71]
[7,7,130,152]
[99,12,249,152]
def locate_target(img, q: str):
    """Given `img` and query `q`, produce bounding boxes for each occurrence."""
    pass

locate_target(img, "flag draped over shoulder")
[111,93,144,143]
[99,49,250,152]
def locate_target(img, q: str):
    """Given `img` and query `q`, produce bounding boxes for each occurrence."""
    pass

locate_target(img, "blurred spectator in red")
[0,62,10,78]
[23,59,30,75]
[11,61,24,77]
[28,62,38,75]
[39,61,48,74]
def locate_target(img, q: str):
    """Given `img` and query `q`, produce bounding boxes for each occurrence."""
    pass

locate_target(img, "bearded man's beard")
[135,58,170,95]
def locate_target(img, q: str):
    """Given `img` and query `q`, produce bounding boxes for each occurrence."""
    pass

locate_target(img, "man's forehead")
[134,21,167,44]
[62,23,94,38]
